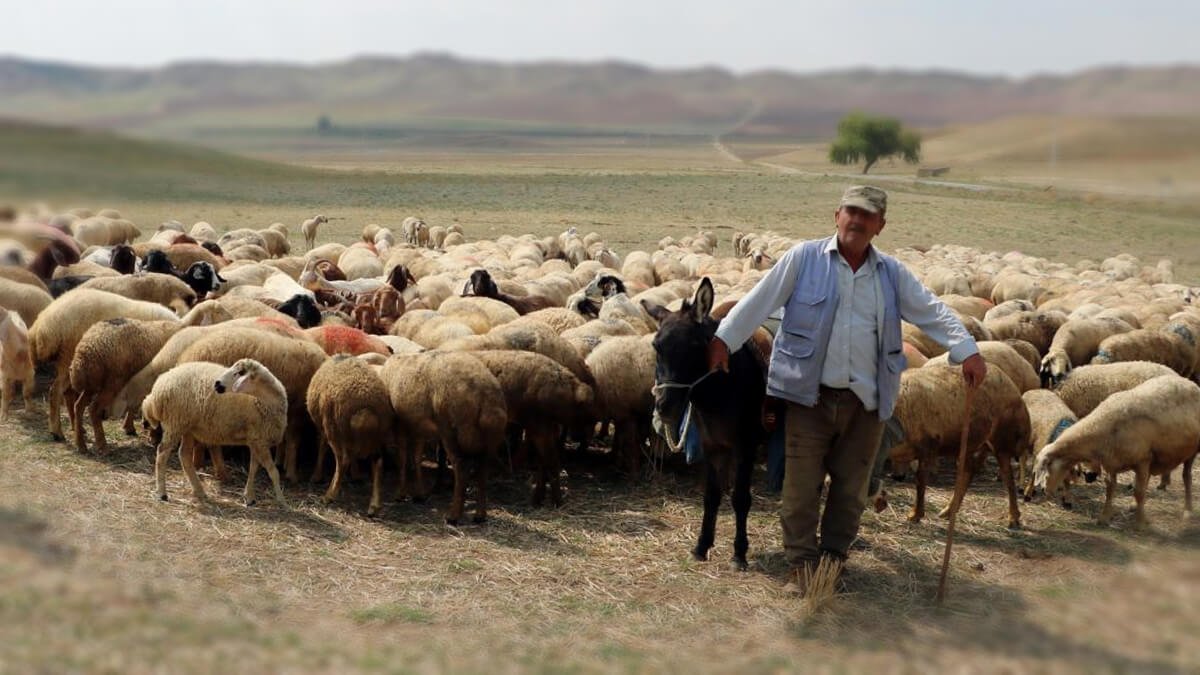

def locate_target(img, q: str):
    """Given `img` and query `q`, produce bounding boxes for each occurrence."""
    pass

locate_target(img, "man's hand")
[962,353,987,389]
[706,337,730,373]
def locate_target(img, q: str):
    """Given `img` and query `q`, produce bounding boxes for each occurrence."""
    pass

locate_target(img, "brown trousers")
[782,387,885,565]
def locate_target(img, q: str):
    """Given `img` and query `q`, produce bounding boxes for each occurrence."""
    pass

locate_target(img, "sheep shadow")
[0,505,77,565]
[786,543,1184,674]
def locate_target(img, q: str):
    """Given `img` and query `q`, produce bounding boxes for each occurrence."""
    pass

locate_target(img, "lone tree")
[829,112,921,174]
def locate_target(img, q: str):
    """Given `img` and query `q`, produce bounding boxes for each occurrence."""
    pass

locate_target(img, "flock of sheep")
[1,203,1199,535]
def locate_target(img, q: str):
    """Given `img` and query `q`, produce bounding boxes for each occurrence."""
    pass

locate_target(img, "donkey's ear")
[691,277,714,321]
[641,299,670,324]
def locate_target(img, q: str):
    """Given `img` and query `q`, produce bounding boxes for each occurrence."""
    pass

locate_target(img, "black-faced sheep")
[80,273,197,314]
[463,269,556,315]
[1034,374,1200,528]
[1038,316,1134,388]
[140,249,225,298]
[145,359,288,506]
[306,355,395,515]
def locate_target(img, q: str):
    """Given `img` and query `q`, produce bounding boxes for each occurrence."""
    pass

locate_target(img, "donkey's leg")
[692,456,723,562]
[730,447,754,571]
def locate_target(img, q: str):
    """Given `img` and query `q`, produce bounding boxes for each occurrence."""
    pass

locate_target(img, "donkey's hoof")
[691,550,708,562]
[729,557,748,572]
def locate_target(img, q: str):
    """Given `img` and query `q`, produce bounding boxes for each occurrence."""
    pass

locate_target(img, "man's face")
[834,205,886,253]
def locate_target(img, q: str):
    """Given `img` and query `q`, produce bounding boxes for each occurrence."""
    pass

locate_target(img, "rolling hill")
[2,53,1199,141]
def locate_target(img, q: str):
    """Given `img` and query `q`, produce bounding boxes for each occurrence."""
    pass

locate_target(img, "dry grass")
[2,400,1199,673]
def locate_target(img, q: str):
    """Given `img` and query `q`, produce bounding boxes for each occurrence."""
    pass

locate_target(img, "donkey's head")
[642,277,718,446]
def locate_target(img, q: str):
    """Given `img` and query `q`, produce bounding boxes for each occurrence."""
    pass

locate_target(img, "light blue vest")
[767,236,905,420]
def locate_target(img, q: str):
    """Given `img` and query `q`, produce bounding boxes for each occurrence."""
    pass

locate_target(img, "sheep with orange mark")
[304,324,391,357]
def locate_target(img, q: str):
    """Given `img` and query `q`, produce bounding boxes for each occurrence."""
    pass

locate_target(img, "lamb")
[888,363,1030,529]
[1090,326,1195,377]
[401,217,428,247]
[1034,375,1200,528]
[463,269,556,315]
[144,359,288,506]
[0,307,35,419]
[428,225,447,249]
[468,350,595,506]
[28,289,179,440]
[380,351,508,524]
[1038,316,1134,388]
[306,355,395,515]
[1021,389,1080,506]
[301,215,329,252]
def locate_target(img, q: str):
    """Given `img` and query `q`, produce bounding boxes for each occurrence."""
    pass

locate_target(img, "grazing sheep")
[469,350,594,506]
[1052,361,1176,418]
[982,310,1065,356]
[175,327,329,482]
[0,307,35,419]
[1038,316,1134,388]
[1034,375,1200,527]
[80,273,197,314]
[380,351,508,524]
[401,216,428,247]
[889,363,1029,529]
[1022,389,1079,506]
[442,320,595,388]
[145,359,288,506]
[306,355,395,515]
[1091,326,1195,377]
[28,289,178,440]
[584,334,657,475]
[0,275,53,326]
[301,214,329,252]
[428,225,447,249]
[256,228,290,258]
[925,340,1040,393]
[463,269,556,315]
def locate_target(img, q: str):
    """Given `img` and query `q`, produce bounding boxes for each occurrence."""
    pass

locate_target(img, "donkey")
[643,278,766,570]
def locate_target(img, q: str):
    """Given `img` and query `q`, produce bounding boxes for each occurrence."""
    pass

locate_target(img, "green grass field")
[2,121,1200,672]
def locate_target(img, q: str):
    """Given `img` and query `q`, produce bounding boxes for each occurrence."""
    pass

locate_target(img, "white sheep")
[301,214,329,252]
[1021,389,1080,506]
[306,355,395,515]
[401,216,428,247]
[1034,374,1200,528]
[144,358,288,506]
[1038,316,1134,388]
[0,306,35,420]
[1090,326,1195,377]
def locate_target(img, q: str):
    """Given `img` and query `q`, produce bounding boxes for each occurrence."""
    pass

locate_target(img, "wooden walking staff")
[936,380,979,604]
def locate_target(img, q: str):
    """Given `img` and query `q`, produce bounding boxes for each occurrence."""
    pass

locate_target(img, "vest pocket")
[885,349,906,373]
[777,329,816,358]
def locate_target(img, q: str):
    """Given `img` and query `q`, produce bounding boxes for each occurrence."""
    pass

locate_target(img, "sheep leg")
[283,434,300,483]
[1099,472,1117,525]
[1,377,11,420]
[72,391,90,452]
[88,397,108,454]
[996,451,1022,530]
[255,445,286,507]
[1133,463,1151,529]
[243,449,261,506]
[47,370,65,440]
[309,435,328,484]
[179,437,208,504]
[1183,456,1194,517]
[472,457,489,524]
[938,454,979,519]
[20,373,36,414]
[1158,470,1171,491]
[209,446,229,482]
[367,456,383,518]
[122,409,137,436]
[322,440,346,505]
[908,458,928,523]
[154,434,180,501]
[446,459,467,526]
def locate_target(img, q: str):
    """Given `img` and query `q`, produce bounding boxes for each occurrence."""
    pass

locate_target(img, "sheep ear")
[691,278,714,321]
[641,300,670,323]
[462,280,472,295]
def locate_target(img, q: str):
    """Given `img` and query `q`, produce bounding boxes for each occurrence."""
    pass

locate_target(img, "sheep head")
[465,269,499,298]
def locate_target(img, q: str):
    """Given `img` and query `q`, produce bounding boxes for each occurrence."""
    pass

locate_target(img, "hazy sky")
[9,1,1197,77]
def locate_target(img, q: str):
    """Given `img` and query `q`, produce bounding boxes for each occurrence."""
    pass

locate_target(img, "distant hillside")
[2,53,1199,140]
